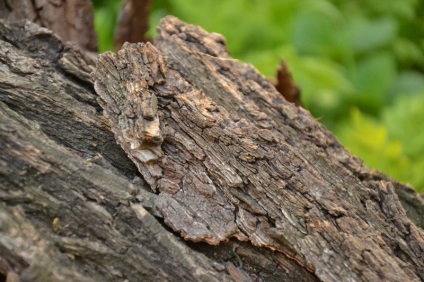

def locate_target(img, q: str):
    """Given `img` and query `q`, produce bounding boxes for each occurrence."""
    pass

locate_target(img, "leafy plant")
[336,108,411,184]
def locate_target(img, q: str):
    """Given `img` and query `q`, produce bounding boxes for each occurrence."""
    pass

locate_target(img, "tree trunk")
[0,0,98,52]
[114,0,151,51]
[0,12,423,282]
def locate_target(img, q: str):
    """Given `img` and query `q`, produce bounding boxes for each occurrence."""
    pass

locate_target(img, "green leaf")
[94,7,117,52]
[336,108,411,185]
[389,71,424,99]
[349,17,397,53]
[349,52,396,112]
[393,38,424,69]
[293,7,342,56]
[383,93,424,157]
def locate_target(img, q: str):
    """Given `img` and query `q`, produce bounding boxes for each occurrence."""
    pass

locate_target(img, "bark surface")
[93,16,424,282]
[0,13,423,282]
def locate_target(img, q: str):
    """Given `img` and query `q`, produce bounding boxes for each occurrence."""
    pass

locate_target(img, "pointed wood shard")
[275,59,302,107]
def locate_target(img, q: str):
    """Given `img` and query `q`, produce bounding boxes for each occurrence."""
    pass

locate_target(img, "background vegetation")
[93,0,424,192]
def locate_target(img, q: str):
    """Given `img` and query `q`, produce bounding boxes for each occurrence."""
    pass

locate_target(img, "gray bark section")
[0,19,232,282]
[0,15,423,282]
[93,16,424,282]
[0,102,231,281]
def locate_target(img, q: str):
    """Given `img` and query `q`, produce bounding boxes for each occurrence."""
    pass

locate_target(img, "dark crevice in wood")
[186,239,320,282]
[56,70,99,108]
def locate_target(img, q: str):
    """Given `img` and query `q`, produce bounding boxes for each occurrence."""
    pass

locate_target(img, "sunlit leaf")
[336,108,412,186]
[350,17,397,53]
[384,93,424,157]
[390,71,424,99]
[349,52,396,112]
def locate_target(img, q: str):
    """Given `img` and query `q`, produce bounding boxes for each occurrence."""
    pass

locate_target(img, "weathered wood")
[0,18,135,177]
[0,17,317,282]
[0,11,423,282]
[0,101,230,281]
[0,0,97,51]
[0,19,232,282]
[93,16,424,282]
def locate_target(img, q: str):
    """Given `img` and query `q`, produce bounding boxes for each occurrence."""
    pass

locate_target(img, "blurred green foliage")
[92,0,424,192]
[92,0,121,51]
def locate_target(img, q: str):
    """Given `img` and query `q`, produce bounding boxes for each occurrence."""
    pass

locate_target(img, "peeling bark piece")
[58,44,96,83]
[0,19,232,280]
[275,59,302,107]
[94,16,424,281]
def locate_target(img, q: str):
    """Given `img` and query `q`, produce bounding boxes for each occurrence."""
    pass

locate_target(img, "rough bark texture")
[0,12,423,282]
[0,0,98,51]
[0,19,231,282]
[114,0,151,51]
[93,16,424,282]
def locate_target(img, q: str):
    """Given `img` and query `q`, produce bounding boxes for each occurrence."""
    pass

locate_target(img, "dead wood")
[0,19,231,282]
[93,16,424,281]
[0,11,423,282]
[274,60,301,107]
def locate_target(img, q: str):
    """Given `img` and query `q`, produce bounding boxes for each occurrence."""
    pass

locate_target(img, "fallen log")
[0,13,423,282]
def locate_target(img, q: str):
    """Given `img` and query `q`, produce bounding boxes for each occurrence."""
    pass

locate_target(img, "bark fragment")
[0,77,230,282]
[274,59,301,107]
[0,19,231,281]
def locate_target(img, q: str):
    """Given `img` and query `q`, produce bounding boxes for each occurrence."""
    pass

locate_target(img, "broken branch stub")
[93,16,424,282]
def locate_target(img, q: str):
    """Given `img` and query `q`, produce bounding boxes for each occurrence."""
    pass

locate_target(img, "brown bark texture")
[0,0,98,51]
[94,16,424,281]
[0,10,423,282]
[114,0,151,51]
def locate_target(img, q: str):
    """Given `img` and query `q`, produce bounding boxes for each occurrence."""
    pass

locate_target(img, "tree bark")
[0,0,98,51]
[0,13,423,282]
[114,0,151,51]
